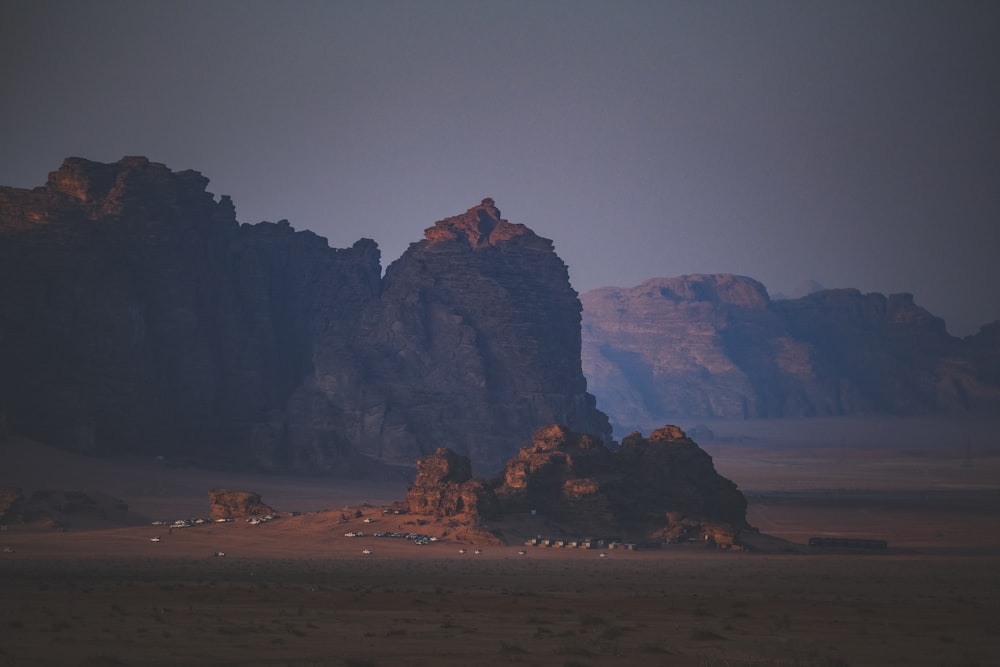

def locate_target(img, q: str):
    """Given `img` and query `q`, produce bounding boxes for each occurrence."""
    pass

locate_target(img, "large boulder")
[208,489,274,521]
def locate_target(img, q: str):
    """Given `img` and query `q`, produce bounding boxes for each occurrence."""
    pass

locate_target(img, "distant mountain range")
[581,275,1000,436]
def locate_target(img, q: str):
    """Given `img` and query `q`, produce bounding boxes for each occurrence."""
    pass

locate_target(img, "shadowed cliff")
[0,157,611,473]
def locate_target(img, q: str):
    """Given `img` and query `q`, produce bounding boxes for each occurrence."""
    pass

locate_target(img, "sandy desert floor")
[1,416,999,666]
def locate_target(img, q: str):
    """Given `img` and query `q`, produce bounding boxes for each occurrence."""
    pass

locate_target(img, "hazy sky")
[3,1,998,336]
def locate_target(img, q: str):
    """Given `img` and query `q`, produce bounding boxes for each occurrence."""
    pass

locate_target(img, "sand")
[1,416,999,666]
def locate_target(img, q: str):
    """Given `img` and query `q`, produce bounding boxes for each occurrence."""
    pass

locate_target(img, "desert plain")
[2,415,999,667]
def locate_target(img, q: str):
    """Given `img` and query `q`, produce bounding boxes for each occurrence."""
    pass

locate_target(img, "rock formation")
[582,275,1000,433]
[404,448,501,520]
[208,489,275,521]
[399,425,749,546]
[362,198,612,471]
[0,158,610,473]
[494,424,749,544]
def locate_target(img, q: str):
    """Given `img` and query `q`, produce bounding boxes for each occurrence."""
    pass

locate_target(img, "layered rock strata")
[582,275,1000,433]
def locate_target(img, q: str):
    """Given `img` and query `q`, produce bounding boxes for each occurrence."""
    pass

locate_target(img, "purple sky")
[3,1,998,336]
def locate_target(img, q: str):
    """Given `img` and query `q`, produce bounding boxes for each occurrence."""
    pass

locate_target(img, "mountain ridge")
[581,274,1000,436]
[0,157,610,473]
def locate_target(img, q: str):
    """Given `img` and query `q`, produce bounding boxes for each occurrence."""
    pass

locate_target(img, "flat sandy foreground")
[2,416,999,667]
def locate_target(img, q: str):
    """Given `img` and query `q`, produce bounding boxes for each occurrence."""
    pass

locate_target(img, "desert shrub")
[499,640,528,654]
[554,640,591,656]
[341,659,376,667]
[689,627,724,640]
[770,612,790,631]
[578,612,607,626]
[639,641,671,653]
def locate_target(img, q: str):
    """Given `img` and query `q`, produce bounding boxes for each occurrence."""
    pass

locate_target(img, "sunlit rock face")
[208,489,275,521]
[404,447,501,520]
[0,158,610,473]
[581,276,1000,434]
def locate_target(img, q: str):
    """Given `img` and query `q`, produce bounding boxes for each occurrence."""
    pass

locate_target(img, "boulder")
[208,489,274,521]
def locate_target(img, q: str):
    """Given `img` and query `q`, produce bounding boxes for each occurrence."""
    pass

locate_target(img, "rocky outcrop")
[614,426,748,534]
[494,424,749,543]
[404,448,501,520]
[0,158,610,473]
[208,489,275,521]
[399,425,748,545]
[582,275,1000,433]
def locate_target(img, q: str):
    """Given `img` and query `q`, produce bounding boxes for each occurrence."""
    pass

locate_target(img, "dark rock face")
[494,424,749,542]
[615,426,748,531]
[582,275,1000,433]
[362,199,612,470]
[208,489,275,521]
[0,158,609,473]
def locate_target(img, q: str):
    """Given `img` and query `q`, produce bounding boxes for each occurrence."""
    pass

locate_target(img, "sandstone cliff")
[0,158,610,473]
[360,199,612,470]
[581,275,1000,433]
